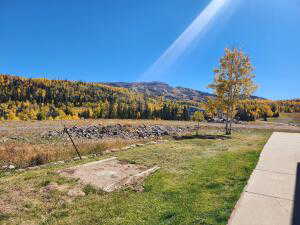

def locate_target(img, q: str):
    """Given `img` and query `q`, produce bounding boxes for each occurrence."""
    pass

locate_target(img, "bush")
[29,154,47,167]
[47,107,60,119]
[235,108,256,121]
[64,107,75,116]
[36,112,46,120]
[273,112,280,118]
[192,111,204,122]
[79,109,91,119]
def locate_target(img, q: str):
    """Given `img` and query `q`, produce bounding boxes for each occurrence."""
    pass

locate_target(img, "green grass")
[268,113,300,126]
[0,130,270,225]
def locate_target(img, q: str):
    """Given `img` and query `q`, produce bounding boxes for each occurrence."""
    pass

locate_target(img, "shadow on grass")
[173,134,231,141]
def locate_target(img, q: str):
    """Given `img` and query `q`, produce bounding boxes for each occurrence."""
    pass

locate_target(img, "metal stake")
[64,125,82,160]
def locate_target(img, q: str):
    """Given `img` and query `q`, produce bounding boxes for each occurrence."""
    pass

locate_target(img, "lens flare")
[140,0,233,81]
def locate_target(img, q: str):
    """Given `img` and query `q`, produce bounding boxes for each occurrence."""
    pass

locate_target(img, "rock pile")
[42,124,197,140]
[208,118,242,124]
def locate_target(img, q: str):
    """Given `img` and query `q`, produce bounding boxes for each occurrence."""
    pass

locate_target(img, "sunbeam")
[139,0,234,81]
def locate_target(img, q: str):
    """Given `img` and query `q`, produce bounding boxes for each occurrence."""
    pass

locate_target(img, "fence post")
[63,125,82,160]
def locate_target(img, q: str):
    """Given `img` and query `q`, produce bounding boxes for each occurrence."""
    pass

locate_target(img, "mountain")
[0,74,297,122]
[104,81,214,102]
[0,74,193,121]
[104,81,264,101]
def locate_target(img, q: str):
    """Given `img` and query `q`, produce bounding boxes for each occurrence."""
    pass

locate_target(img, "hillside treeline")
[0,74,299,121]
[0,75,190,121]
[205,99,300,122]
[235,100,300,121]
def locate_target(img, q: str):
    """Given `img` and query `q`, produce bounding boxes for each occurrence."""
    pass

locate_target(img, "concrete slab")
[246,170,296,200]
[228,192,293,225]
[256,132,300,175]
[228,132,300,225]
[58,157,159,192]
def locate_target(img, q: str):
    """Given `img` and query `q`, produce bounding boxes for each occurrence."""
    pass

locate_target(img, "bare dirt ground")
[0,118,299,136]
[58,157,159,192]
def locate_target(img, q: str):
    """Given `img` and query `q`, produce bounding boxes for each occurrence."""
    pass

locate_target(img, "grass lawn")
[0,129,271,225]
[267,112,300,126]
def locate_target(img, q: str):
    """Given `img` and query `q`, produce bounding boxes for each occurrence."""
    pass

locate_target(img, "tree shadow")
[292,163,300,224]
[173,134,231,141]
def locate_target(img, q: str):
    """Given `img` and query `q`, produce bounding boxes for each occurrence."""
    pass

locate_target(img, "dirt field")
[0,119,299,168]
[0,118,299,135]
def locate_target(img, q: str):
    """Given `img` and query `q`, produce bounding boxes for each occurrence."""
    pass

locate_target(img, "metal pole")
[64,125,82,160]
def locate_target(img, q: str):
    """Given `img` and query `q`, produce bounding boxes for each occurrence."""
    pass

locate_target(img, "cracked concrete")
[58,157,159,192]
[228,132,300,225]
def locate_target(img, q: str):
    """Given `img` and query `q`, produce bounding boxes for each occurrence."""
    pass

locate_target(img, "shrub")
[29,154,47,167]
[36,112,46,120]
[192,111,204,122]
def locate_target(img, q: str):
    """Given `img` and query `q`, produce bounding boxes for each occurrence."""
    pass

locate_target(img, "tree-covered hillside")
[0,74,299,122]
[0,74,192,121]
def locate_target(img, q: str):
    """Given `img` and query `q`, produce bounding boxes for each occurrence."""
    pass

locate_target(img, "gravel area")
[42,124,199,140]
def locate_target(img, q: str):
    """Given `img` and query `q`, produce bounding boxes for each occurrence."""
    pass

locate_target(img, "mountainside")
[0,74,193,121]
[0,74,298,122]
[105,81,214,101]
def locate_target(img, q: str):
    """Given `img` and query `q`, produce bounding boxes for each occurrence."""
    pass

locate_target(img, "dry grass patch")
[1,118,295,169]
[268,112,300,126]
[0,138,148,168]
[0,119,201,168]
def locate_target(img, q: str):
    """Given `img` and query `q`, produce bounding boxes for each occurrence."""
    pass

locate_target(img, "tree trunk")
[225,122,231,135]
[229,120,232,135]
[225,112,230,135]
[225,111,232,135]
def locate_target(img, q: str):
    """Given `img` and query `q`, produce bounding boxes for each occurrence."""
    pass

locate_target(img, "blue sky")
[1,0,299,99]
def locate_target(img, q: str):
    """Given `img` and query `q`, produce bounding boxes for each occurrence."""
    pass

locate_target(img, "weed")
[29,154,48,166]
[83,184,104,195]
[39,179,51,187]
[0,213,10,221]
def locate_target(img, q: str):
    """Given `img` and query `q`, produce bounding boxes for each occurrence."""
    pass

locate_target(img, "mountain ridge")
[104,81,264,101]
[104,81,214,102]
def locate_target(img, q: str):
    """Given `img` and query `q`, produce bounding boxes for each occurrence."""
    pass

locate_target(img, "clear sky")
[1,0,299,99]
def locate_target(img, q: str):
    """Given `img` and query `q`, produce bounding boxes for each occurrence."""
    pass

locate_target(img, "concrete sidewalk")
[228,132,300,225]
